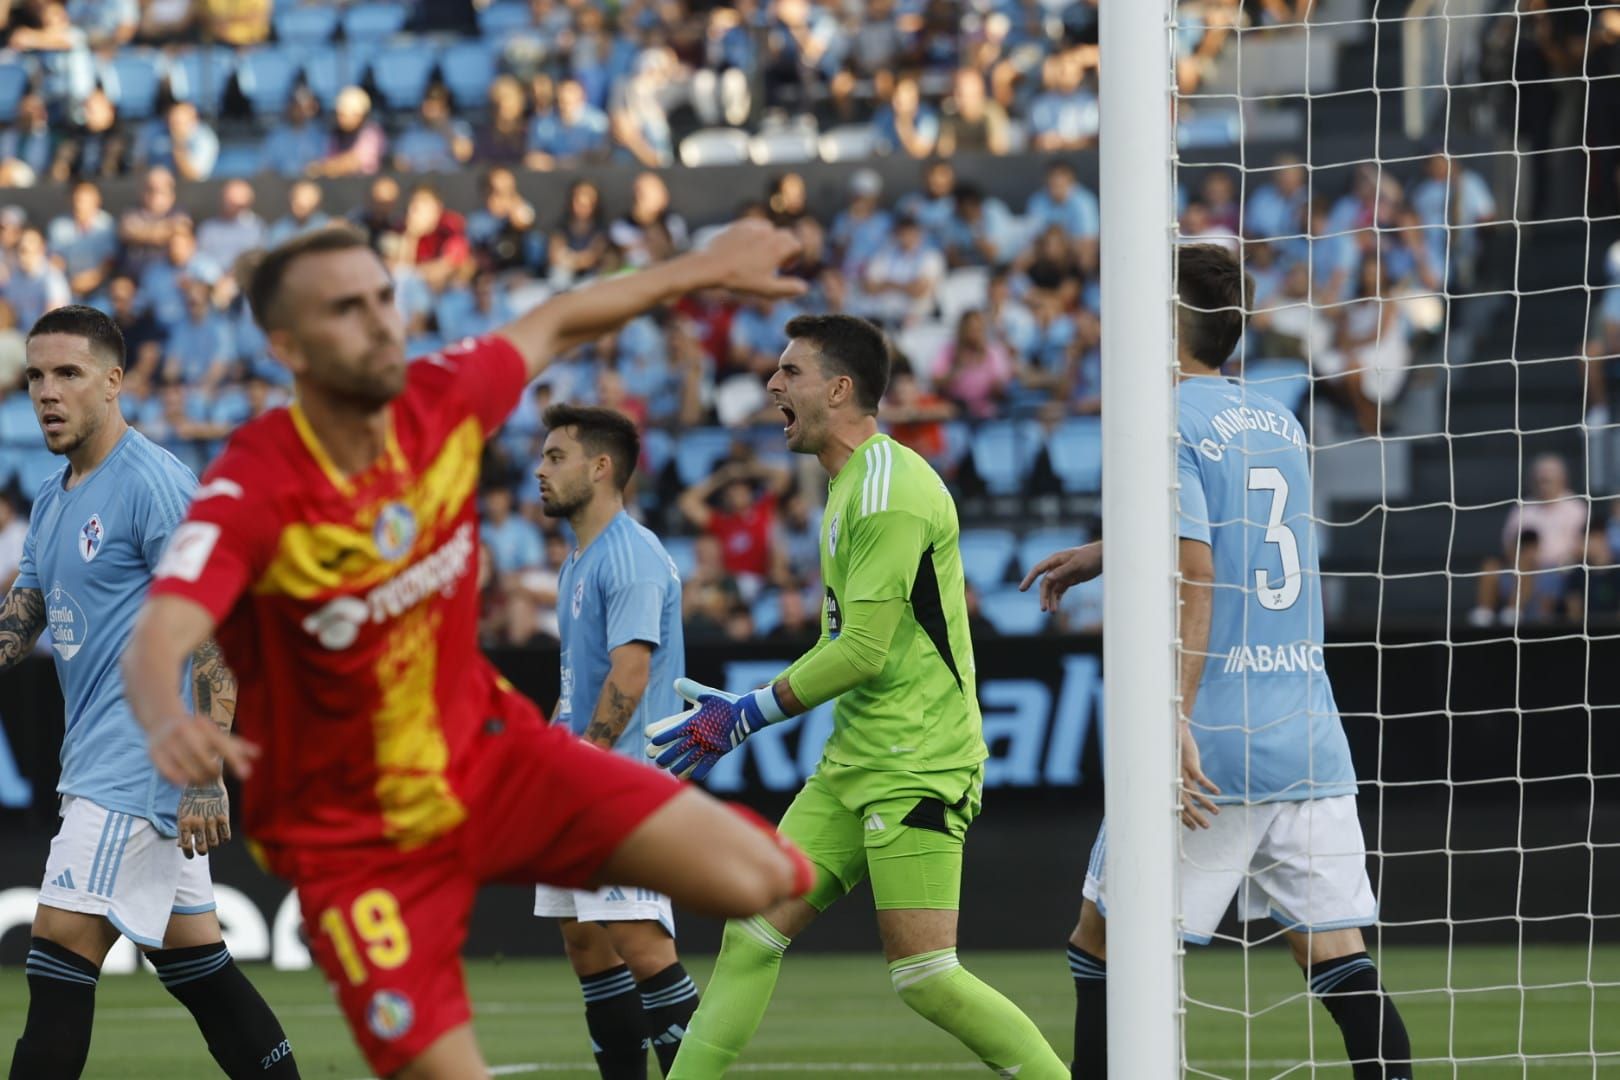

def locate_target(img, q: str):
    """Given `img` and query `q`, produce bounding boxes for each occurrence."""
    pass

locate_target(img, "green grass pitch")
[3,946,1615,1077]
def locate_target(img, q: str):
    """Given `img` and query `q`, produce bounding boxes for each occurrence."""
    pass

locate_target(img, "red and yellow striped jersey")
[151,335,542,853]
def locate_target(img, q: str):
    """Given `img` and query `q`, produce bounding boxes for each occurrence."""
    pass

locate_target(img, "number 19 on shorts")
[319,889,412,985]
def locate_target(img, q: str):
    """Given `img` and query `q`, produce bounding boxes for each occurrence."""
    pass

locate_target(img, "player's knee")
[606,922,677,977]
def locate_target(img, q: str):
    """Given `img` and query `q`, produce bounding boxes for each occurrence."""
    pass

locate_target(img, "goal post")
[1098,1,1182,1076]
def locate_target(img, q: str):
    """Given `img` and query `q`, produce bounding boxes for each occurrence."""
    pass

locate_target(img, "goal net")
[1104,1,1618,1075]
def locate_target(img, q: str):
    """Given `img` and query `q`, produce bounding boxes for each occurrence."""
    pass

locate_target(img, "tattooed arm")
[0,588,45,671]
[582,642,652,751]
[175,639,237,859]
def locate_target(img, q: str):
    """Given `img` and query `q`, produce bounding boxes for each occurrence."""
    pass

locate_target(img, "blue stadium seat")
[640,428,674,479]
[970,419,1044,496]
[958,528,1017,592]
[440,40,497,110]
[1017,526,1089,582]
[662,536,696,581]
[274,5,339,45]
[0,62,27,124]
[1059,576,1104,632]
[477,2,534,37]
[213,141,264,178]
[1048,416,1102,494]
[0,450,18,491]
[18,449,61,496]
[0,395,42,448]
[752,591,781,636]
[341,2,409,43]
[301,43,375,109]
[674,428,736,489]
[1243,358,1311,417]
[980,588,1049,636]
[236,47,301,117]
[370,43,439,111]
[99,51,162,119]
[168,47,237,115]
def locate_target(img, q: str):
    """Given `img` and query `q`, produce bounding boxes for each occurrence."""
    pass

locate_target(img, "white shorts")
[37,795,215,948]
[1083,795,1377,945]
[534,884,676,938]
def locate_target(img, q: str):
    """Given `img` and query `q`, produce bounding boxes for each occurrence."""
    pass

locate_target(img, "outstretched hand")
[1019,542,1103,612]
[698,219,809,301]
[149,713,257,787]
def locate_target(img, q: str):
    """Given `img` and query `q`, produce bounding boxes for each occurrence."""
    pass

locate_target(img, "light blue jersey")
[555,512,685,759]
[1176,376,1356,803]
[16,429,196,834]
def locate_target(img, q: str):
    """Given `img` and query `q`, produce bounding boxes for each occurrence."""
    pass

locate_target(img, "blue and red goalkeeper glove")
[646,677,788,781]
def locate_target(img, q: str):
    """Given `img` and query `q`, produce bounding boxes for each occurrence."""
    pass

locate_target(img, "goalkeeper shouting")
[648,314,1066,1078]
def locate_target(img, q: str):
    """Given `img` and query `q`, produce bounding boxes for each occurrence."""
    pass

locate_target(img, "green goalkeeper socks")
[666,915,790,1079]
[889,948,1069,1079]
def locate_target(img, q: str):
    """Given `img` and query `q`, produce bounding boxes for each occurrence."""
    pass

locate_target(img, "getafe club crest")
[828,512,840,558]
[373,503,417,561]
[78,514,103,562]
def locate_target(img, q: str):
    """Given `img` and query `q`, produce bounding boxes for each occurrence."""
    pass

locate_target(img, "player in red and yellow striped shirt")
[122,220,814,1078]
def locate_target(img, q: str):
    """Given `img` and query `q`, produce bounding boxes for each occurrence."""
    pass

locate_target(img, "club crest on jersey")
[827,512,840,558]
[366,990,414,1041]
[373,503,417,561]
[78,514,103,562]
[572,581,585,618]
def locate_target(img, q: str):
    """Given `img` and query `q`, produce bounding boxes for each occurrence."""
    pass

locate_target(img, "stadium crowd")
[0,0,1598,639]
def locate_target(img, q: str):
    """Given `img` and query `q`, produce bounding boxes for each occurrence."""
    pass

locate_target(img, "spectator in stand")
[549,179,611,285]
[527,77,610,170]
[1027,160,1101,275]
[611,46,679,168]
[195,179,264,275]
[1568,522,1620,623]
[162,276,233,390]
[1246,153,1310,243]
[483,486,545,577]
[932,309,1013,420]
[139,226,218,331]
[986,266,1039,358]
[439,268,515,341]
[729,295,795,379]
[467,167,538,274]
[692,5,754,127]
[883,363,958,471]
[10,2,94,105]
[1307,196,1359,307]
[0,94,54,187]
[132,101,218,182]
[1316,259,1409,434]
[611,171,689,268]
[861,216,945,328]
[265,180,330,248]
[898,161,959,252]
[46,180,118,299]
[938,66,1010,157]
[846,0,902,75]
[136,0,193,41]
[1197,169,1243,236]
[765,587,817,642]
[767,172,811,227]
[1471,453,1589,626]
[116,166,188,281]
[476,76,533,168]
[0,206,25,264]
[945,184,1019,268]
[393,84,476,174]
[0,299,24,391]
[831,168,894,283]
[1175,0,1240,94]
[1251,260,1333,363]
[1031,48,1100,151]
[349,175,402,249]
[769,489,822,589]
[393,184,472,292]
[67,0,140,48]
[872,73,939,159]
[1017,224,1086,312]
[5,228,70,327]
[106,274,164,384]
[1410,149,1499,289]
[762,0,841,109]
[814,66,867,130]
[678,458,793,599]
[54,87,129,181]
[261,89,328,179]
[309,86,387,178]
[198,0,269,44]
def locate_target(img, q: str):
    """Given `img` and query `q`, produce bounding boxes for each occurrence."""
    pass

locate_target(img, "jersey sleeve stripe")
[879,439,893,511]
[861,446,875,516]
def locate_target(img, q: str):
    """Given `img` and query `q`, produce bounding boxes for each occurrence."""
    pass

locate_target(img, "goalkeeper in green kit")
[648,314,1067,1078]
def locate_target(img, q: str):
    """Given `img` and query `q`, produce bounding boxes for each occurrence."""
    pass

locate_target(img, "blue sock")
[1068,943,1106,1079]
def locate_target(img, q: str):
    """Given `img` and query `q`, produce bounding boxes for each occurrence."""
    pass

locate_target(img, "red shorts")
[268,721,682,1076]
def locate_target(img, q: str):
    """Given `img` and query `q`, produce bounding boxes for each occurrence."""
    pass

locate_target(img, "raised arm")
[0,587,44,670]
[582,642,652,750]
[124,594,256,786]
[496,218,806,383]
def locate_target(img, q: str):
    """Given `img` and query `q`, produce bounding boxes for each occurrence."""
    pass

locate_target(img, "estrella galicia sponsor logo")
[824,587,842,638]
[373,503,417,562]
[78,514,103,562]
[45,582,88,661]
[557,663,574,719]
[366,990,414,1041]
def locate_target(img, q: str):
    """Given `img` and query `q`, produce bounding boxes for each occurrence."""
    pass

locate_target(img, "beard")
[540,485,590,519]
[317,348,409,410]
[45,415,95,457]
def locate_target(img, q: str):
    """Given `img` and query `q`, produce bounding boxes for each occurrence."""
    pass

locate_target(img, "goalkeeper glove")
[646,677,787,781]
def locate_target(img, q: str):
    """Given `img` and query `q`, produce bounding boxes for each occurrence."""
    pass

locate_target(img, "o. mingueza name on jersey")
[1195,402,1309,462]
[1221,641,1326,675]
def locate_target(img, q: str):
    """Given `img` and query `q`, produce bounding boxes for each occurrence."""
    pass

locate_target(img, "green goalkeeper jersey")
[782,433,987,773]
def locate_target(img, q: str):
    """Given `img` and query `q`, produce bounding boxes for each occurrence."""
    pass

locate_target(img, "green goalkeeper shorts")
[778,759,985,912]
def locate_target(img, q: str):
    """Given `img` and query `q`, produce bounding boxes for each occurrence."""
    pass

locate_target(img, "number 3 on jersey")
[318,889,411,985]
[1247,466,1302,611]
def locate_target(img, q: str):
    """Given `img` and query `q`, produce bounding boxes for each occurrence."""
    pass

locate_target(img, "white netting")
[1165,1,1618,1075]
